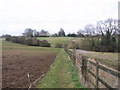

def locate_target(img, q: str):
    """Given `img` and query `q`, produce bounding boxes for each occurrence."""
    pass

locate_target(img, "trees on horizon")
[22,28,50,37]
[58,28,66,37]
[2,18,119,52]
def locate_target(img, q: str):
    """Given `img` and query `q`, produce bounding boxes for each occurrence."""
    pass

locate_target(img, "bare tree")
[117,19,120,34]
[39,29,49,36]
[96,18,118,51]
[96,18,118,36]
[84,24,96,36]
[58,28,66,37]
[24,28,34,37]
[84,24,96,50]
[77,29,85,37]
[33,29,39,37]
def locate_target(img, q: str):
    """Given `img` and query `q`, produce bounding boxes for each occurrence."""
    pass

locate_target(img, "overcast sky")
[0,0,119,36]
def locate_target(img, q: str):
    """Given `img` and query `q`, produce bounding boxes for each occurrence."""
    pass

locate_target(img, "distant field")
[76,49,118,69]
[37,37,73,47]
[2,40,60,88]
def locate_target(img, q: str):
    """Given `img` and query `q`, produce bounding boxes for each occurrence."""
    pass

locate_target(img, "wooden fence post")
[82,56,88,82]
[73,49,76,65]
[96,61,99,89]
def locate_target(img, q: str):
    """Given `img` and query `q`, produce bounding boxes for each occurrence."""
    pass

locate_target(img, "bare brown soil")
[2,49,57,88]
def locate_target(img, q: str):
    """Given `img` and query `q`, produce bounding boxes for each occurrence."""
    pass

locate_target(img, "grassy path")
[55,51,74,88]
[37,49,84,88]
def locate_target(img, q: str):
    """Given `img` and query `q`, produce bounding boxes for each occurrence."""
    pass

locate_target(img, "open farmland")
[2,40,60,88]
[37,37,73,47]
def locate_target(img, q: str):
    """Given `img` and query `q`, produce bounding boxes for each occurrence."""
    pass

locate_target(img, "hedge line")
[5,36,50,47]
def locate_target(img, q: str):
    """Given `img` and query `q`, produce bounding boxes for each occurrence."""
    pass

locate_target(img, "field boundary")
[28,63,54,89]
[65,48,120,88]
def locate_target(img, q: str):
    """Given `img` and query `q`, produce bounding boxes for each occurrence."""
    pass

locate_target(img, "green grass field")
[77,50,118,69]
[37,37,73,47]
[88,52,118,69]
[37,49,85,88]
[2,40,60,53]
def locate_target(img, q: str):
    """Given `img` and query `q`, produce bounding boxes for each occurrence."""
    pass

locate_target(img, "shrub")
[10,36,19,43]
[5,36,51,47]
[38,40,50,47]
[18,36,26,44]
[24,37,33,45]
[55,43,63,48]
[3,34,11,41]
[31,39,39,46]
[24,37,38,46]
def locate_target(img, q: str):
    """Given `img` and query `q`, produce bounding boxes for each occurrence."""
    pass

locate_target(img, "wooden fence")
[65,49,120,89]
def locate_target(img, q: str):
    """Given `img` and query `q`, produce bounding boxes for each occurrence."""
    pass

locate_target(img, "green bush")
[55,43,63,48]
[3,34,11,41]
[18,36,26,44]
[69,37,118,52]
[38,40,51,47]
[5,36,51,47]
[10,36,19,43]
[24,37,33,45]
[31,39,39,46]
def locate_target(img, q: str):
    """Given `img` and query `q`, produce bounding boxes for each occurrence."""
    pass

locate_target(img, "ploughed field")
[2,40,59,88]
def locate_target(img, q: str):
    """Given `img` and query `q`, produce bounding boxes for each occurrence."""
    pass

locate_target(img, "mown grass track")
[37,49,86,88]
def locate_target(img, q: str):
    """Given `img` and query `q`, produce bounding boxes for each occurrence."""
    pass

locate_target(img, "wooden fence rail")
[65,49,120,89]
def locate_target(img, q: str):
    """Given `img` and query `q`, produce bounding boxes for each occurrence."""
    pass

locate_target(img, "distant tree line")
[68,18,119,52]
[19,28,85,37]
[2,18,119,52]
[22,28,50,37]
[52,28,85,37]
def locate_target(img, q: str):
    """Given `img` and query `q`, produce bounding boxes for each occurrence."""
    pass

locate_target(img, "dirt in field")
[2,49,57,88]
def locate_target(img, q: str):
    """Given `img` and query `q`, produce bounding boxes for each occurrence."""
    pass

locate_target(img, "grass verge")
[36,49,85,88]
